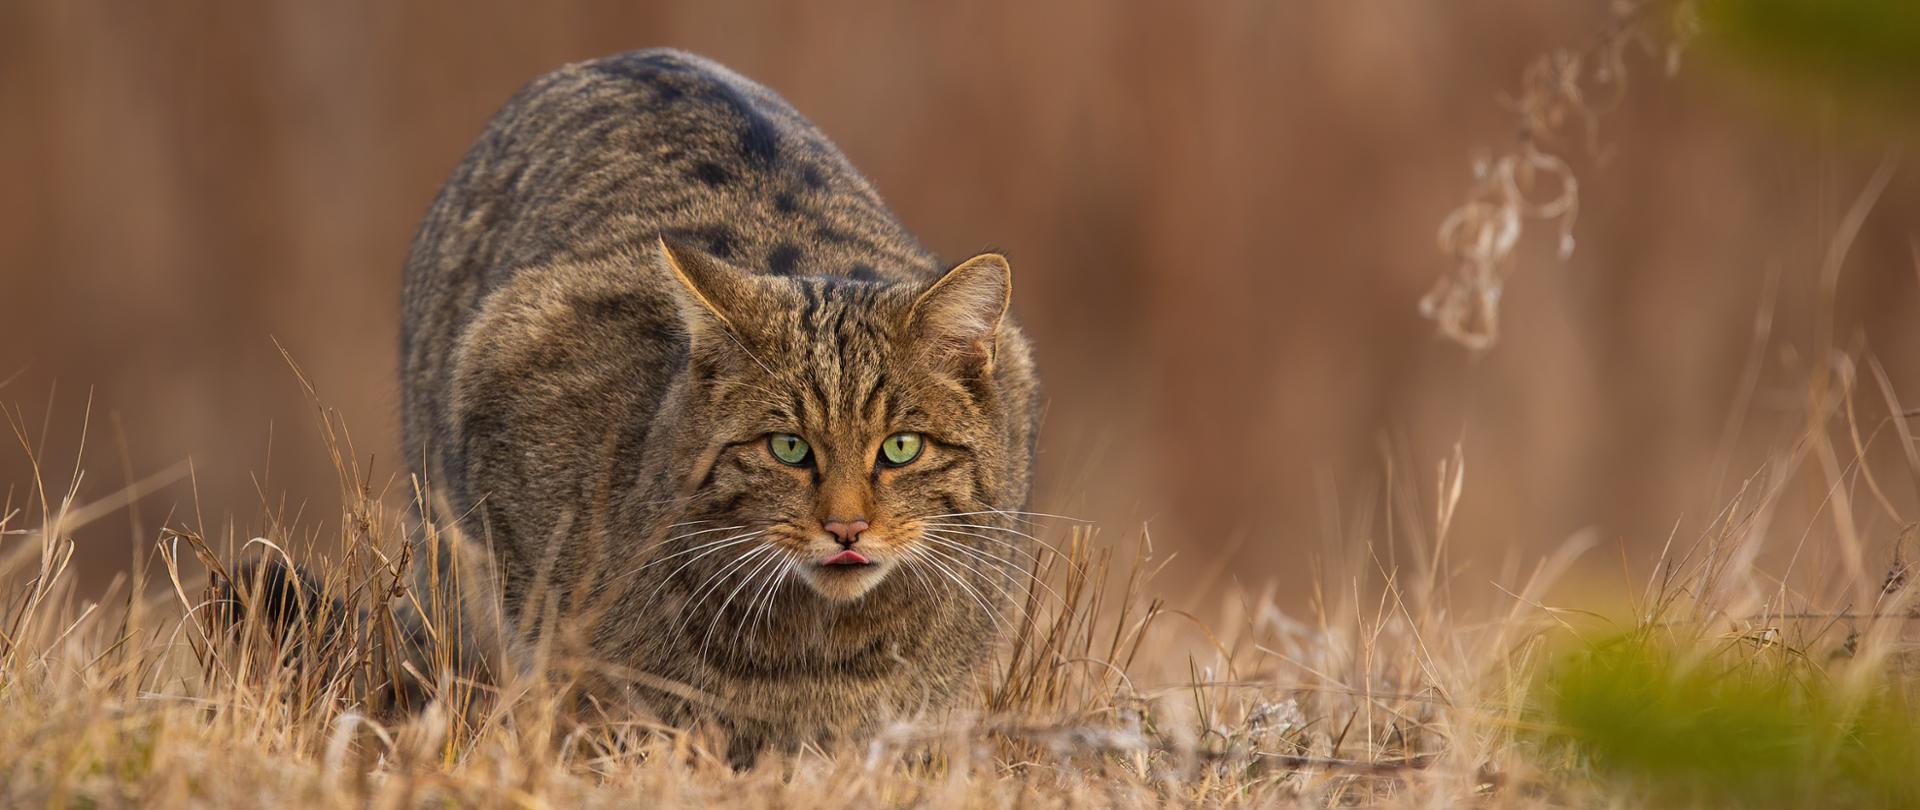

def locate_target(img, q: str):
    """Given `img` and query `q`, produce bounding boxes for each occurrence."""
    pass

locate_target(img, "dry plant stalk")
[1422,0,1700,351]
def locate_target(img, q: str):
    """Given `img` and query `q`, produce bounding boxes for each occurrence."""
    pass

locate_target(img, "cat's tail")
[203,509,519,716]
[205,558,366,690]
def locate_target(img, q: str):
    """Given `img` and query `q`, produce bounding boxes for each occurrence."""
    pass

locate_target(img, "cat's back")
[401,49,937,475]
[412,50,935,284]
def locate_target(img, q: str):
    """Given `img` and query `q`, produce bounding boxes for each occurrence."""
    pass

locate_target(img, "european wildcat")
[398,49,1038,764]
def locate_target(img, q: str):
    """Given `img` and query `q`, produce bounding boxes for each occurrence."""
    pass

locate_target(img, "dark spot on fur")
[712,488,747,518]
[692,161,732,187]
[698,82,781,166]
[590,58,656,84]
[916,456,962,478]
[576,293,645,322]
[860,373,888,419]
[801,164,827,189]
[814,225,853,245]
[529,337,574,370]
[766,242,804,275]
[591,51,691,93]
[500,163,527,194]
[815,276,864,294]
[773,191,799,214]
[690,355,719,385]
[664,225,738,260]
[791,387,811,426]
[799,283,821,329]
[848,263,879,281]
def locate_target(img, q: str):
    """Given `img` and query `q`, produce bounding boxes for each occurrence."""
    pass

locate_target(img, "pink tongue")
[824,549,871,566]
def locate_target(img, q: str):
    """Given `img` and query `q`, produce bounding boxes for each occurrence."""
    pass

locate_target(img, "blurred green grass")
[1703,0,1920,118]
[1540,632,1920,807]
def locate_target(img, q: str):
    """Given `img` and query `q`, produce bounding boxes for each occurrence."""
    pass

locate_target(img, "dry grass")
[3,326,1919,809]
[6,4,1920,806]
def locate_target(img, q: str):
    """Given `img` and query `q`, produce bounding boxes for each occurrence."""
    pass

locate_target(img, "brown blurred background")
[4,2,1918,607]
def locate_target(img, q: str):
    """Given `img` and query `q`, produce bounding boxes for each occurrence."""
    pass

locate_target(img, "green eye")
[769,433,811,465]
[879,432,923,466]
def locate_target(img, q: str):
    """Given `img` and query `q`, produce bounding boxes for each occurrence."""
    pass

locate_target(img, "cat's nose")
[822,519,870,547]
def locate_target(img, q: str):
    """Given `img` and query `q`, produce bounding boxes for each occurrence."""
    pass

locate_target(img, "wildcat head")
[653,238,1035,604]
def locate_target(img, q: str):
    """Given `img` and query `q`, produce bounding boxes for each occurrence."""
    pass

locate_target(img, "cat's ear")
[657,237,757,349]
[906,252,1011,374]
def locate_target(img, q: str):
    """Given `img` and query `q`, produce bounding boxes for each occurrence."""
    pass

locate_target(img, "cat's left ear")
[657,236,759,350]
[906,253,1011,375]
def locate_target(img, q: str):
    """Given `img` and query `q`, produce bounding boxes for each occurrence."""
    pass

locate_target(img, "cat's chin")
[796,559,893,602]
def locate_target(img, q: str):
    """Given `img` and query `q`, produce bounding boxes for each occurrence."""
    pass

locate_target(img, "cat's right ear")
[906,252,1011,376]
[656,237,754,349]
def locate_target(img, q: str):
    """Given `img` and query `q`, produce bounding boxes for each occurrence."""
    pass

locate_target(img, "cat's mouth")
[798,548,893,601]
[821,549,872,566]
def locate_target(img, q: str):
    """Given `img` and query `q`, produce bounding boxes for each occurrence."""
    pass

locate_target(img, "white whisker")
[920,521,1046,545]
[675,544,774,638]
[746,557,792,644]
[635,531,764,609]
[659,523,754,543]
[918,540,1037,622]
[920,525,1052,567]
[897,553,940,605]
[922,531,1066,608]
[701,548,783,661]
[918,508,1090,525]
[909,547,1005,633]
[629,526,753,573]
[919,522,1084,574]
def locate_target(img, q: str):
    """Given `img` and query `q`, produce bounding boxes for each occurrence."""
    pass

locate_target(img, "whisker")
[922,532,1067,608]
[674,544,775,637]
[634,531,764,609]
[701,548,784,660]
[919,534,1016,578]
[920,525,1054,567]
[917,508,1091,525]
[920,521,1048,545]
[615,531,761,596]
[919,522,1084,574]
[629,527,754,572]
[746,557,792,644]
[908,547,1005,633]
[897,553,940,606]
[905,560,936,598]
[659,523,754,543]
[918,540,1037,623]
[925,550,1015,633]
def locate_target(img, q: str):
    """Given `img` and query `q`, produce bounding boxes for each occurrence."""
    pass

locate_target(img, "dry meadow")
[6,2,1920,807]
